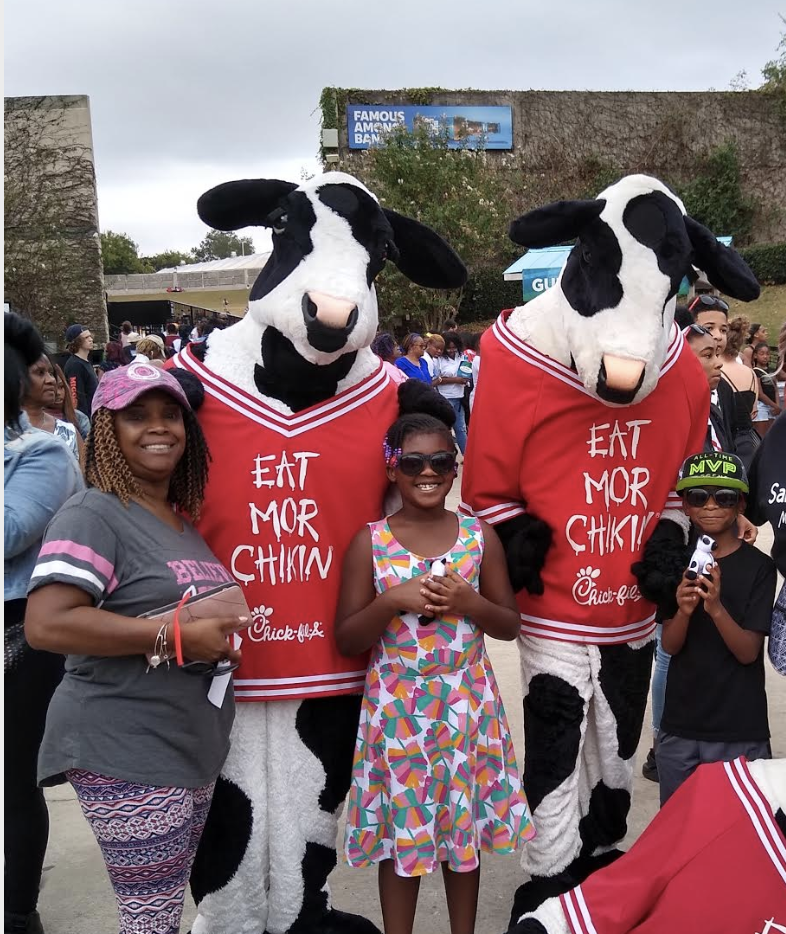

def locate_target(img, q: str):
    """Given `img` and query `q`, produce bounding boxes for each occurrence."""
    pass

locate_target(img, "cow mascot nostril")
[595,356,646,405]
[461,173,760,930]
[300,293,360,353]
[167,171,466,934]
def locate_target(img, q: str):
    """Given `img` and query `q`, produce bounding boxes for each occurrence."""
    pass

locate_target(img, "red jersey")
[462,311,708,645]
[560,758,786,932]
[174,346,399,701]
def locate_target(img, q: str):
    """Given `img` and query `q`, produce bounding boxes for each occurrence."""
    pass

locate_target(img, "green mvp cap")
[676,451,749,493]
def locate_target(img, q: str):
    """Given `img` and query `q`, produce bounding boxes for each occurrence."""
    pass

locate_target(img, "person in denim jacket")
[4,313,84,934]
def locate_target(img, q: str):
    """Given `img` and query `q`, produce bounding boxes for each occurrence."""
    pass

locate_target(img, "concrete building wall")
[4,95,108,344]
[334,89,786,242]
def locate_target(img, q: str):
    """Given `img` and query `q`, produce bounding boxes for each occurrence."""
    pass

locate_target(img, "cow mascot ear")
[509,199,606,248]
[383,209,468,289]
[684,216,760,301]
[197,179,298,230]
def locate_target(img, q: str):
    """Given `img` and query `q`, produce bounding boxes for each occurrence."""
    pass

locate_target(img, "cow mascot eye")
[384,239,400,264]
[581,247,592,265]
[266,206,288,235]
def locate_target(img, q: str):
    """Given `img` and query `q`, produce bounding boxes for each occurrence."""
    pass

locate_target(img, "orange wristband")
[173,591,190,666]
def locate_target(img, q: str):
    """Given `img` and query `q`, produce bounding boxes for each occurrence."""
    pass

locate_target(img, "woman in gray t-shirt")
[26,363,249,934]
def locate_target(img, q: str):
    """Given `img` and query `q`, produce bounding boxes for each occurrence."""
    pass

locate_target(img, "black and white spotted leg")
[577,638,654,860]
[285,695,381,934]
[517,636,594,882]
[190,698,381,934]
[509,635,654,928]
[191,704,270,934]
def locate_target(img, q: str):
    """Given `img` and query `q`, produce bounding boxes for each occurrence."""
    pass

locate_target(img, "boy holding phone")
[657,452,777,806]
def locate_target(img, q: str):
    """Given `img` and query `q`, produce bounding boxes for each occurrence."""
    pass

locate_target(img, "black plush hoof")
[495,513,553,596]
[584,848,625,872]
[288,909,382,934]
[508,873,576,928]
[507,920,548,934]
[322,910,382,934]
[631,518,688,615]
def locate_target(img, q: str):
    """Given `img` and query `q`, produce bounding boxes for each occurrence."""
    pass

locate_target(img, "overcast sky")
[5,0,782,255]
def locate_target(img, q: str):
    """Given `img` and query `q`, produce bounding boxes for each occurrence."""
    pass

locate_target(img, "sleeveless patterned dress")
[344,513,535,877]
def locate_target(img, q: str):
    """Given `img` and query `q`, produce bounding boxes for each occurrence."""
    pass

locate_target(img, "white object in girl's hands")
[430,559,447,579]
[685,534,716,581]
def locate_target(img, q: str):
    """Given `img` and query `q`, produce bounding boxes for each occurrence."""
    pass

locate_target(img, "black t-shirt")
[747,411,786,577]
[63,354,98,417]
[661,541,776,743]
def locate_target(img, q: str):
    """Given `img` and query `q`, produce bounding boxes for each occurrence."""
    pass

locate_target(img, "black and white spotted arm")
[509,896,570,934]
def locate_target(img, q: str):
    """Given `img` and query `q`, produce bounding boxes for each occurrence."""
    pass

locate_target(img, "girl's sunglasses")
[398,452,456,477]
[684,487,741,508]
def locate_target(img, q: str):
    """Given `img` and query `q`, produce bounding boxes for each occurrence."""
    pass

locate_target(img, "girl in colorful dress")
[336,413,535,934]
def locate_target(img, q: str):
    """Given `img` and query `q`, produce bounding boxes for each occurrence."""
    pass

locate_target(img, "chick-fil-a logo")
[572,566,642,608]
[246,605,324,644]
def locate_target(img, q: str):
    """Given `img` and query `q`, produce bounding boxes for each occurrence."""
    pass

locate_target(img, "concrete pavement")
[37,480,785,933]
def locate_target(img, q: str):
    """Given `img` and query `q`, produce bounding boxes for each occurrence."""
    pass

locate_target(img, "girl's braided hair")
[84,404,211,519]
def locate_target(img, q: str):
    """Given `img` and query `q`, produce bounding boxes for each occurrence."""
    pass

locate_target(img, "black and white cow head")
[197,172,467,366]
[509,174,760,405]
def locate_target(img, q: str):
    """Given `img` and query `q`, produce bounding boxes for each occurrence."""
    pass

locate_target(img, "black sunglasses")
[685,323,712,338]
[689,295,729,313]
[180,660,240,677]
[398,452,456,477]
[684,487,741,508]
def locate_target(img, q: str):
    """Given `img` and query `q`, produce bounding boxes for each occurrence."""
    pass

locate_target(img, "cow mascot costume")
[460,174,761,928]
[512,756,786,933]
[169,172,466,934]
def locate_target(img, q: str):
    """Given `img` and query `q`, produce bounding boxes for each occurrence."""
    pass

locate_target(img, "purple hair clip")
[383,440,402,467]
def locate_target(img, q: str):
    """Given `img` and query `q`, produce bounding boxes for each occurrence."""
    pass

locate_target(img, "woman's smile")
[140,440,178,453]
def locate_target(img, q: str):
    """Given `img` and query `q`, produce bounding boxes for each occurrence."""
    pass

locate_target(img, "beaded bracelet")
[147,621,170,672]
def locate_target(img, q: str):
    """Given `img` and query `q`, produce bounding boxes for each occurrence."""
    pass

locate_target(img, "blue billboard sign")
[347,104,513,150]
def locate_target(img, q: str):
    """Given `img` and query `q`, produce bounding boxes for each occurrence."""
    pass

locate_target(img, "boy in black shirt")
[63,323,98,417]
[657,452,776,806]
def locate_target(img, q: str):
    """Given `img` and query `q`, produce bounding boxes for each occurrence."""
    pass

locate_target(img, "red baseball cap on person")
[91,361,190,416]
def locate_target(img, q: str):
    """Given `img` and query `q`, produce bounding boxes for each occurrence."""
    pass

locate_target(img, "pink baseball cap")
[91,362,190,416]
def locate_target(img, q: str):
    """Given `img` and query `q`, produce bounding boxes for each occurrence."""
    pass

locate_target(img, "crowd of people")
[371,321,482,459]
[3,298,785,934]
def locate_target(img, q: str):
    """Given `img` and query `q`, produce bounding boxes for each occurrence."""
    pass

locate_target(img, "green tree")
[760,18,786,117]
[355,123,518,331]
[678,142,756,244]
[140,249,193,271]
[101,230,145,274]
[191,230,255,262]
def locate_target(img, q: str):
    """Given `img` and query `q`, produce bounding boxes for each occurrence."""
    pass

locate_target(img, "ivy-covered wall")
[321,87,786,245]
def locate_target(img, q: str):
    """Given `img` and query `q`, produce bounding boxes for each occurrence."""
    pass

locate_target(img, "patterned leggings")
[67,770,214,934]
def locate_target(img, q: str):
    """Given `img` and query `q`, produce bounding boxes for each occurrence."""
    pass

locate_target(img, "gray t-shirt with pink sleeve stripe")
[29,488,235,788]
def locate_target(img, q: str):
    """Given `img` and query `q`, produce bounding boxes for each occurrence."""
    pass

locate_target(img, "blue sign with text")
[347,104,513,150]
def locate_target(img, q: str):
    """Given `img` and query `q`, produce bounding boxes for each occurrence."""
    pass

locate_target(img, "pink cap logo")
[127,362,162,382]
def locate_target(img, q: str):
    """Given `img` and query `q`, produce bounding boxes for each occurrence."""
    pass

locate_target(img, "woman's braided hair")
[84,404,211,519]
